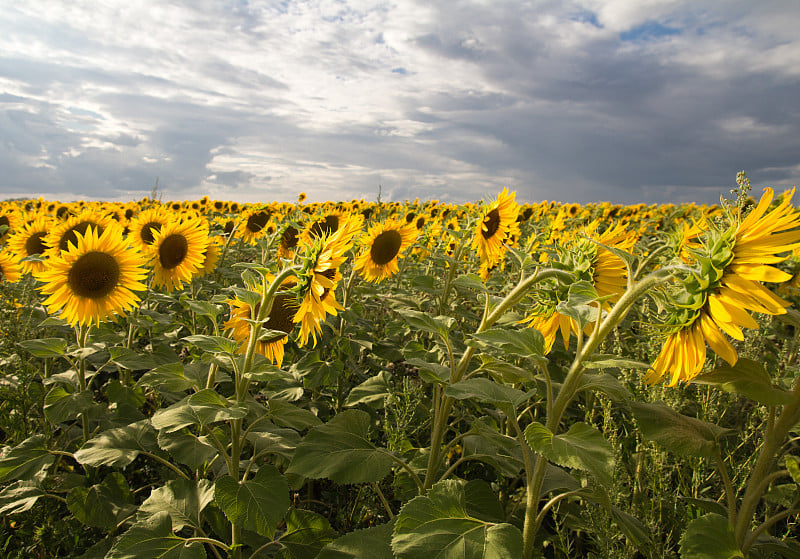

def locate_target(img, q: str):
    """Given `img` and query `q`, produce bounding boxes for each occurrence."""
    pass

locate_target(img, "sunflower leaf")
[138,362,199,393]
[151,390,248,433]
[391,480,523,559]
[525,422,614,486]
[0,481,46,515]
[272,508,337,559]
[182,335,238,355]
[18,337,68,358]
[0,435,55,483]
[395,308,455,340]
[67,472,136,529]
[43,386,94,424]
[679,513,742,559]
[287,409,394,484]
[692,358,796,406]
[468,327,545,359]
[345,370,392,408]
[446,377,532,412]
[629,401,733,458]
[214,464,289,538]
[139,478,215,532]
[106,510,207,559]
[74,420,160,467]
[318,521,394,559]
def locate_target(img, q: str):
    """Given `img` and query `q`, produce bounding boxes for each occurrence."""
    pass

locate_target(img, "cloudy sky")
[1,0,799,206]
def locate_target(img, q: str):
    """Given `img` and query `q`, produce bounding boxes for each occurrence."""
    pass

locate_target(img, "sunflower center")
[262,292,297,343]
[25,232,47,256]
[281,226,299,250]
[246,211,270,233]
[481,209,501,240]
[0,216,9,229]
[0,264,4,280]
[310,215,339,238]
[370,230,402,265]
[67,251,120,299]
[141,222,162,244]
[61,222,103,252]
[159,234,189,270]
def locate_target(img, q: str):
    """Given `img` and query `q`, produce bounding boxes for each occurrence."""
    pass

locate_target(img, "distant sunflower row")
[4,188,795,388]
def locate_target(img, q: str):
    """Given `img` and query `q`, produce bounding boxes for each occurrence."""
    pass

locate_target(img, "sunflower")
[129,207,171,251]
[277,224,300,260]
[6,214,52,274]
[648,187,800,386]
[196,237,221,277]
[472,188,520,269]
[521,220,636,352]
[0,207,21,243]
[354,218,417,283]
[238,206,274,245]
[147,217,209,291]
[298,211,363,250]
[34,226,147,327]
[224,277,298,366]
[0,250,21,283]
[45,210,119,257]
[293,225,358,347]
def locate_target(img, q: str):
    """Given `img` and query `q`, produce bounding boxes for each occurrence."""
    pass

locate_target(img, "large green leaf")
[18,337,68,358]
[287,409,394,484]
[139,478,215,531]
[137,362,199,393]
[391,480,523,559]
[151,390,248,433]
[576,373,632,402]
[74,420,159,467]
[630,401,732,459]
[157,430,217,471]
[106,511,206,559]
[275,508,338,559]
[692,358,796,406]
[475,355,534,384]
[0,435,55,483]
[395,308,456,340]
[44,386,94,424]
[555,280,600,329]
[525,422,614,486]
[446,378,532,412]
[182,334,238,355]
[214,464,289,538]
[0,481,46,514]
[679,513,742,559]
[268,400,323,430]
[67,472,136,529]
[468,327,545,359]
[461,418,524,477]
[318,522,394,559]
[345,371,392,407]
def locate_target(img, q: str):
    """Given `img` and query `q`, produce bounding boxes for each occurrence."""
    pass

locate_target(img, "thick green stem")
[422,268,570,491]
[733,382,800,547]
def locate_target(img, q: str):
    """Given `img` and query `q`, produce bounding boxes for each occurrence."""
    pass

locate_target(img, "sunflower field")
[1,174,799,559]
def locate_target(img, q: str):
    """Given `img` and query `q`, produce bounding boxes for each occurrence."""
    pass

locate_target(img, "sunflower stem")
[422,267,571,492]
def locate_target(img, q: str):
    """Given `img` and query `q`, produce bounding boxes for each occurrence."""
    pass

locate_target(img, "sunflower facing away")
[521,220,637,353]
[472,188,520,269]
[34,226,147,327]
[648,187,800,386]
[354,218,417,283]
[293,224,358,347]
[224,277,298,366]
[147,217,210,291]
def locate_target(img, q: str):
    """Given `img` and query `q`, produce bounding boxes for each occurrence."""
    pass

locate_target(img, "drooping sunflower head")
[354,218,417,283]
[34,225,148,327]
[292,225,359,347]
[45,210,119,257]
[6,214,52,274]
[147,217,210,292]
[224,277,298,366]
[472,188,520,269]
